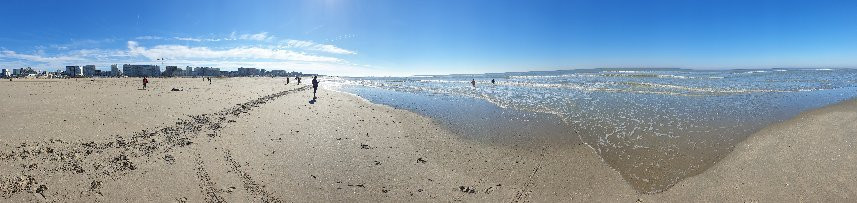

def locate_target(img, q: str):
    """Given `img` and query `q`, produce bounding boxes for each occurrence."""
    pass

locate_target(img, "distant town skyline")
[1,0,857,76]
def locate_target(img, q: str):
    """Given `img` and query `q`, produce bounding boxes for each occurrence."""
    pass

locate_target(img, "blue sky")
[1,0,856,76]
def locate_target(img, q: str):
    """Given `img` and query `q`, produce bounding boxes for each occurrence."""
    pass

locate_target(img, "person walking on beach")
[296,76,302,85]
[286,77,290,85]
[207,77,212,85]
[471,79,476,87]
[142,77,149,89]
[312,76,319,99]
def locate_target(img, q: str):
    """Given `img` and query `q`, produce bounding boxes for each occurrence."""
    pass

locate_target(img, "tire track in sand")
[0,86,309,201]
[194,153,226,203]
[222,149,281,203]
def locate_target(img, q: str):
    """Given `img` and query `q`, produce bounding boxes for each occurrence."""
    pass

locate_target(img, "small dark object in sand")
[171,88,183,91]
[90,180,102,191]
[164,154,176,164]
[484,186,494,194]
[459,186,476,193]
[416,157,427,163]
[360,144,371,149]
[36,184,48,194]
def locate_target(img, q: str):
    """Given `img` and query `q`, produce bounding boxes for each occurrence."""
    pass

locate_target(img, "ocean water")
[327,68,857,193]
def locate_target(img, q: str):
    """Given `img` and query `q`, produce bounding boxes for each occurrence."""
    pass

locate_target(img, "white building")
[110,64,121,76]
[1,69,10,78]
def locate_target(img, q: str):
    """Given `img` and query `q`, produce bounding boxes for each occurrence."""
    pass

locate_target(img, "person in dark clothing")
[143,77,149,89]
[311,76,319,99]
[296,76,302,85]
[491,79,495,84]
[286,77,290,85]
[208,77,211,85]
[471,79,476,87]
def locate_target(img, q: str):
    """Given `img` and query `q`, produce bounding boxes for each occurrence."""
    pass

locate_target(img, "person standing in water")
[142,77,149,89]
[471,79,476,87]
[491,79,495,84]
[311,76,319,99]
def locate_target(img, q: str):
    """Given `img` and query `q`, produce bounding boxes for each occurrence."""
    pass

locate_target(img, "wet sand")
[1,78,855,202]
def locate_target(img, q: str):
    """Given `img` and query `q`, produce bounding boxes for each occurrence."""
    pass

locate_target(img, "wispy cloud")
[173,37,208,42]
[283,39,356,54]
[127,41,342,62]
[153,32,275,42]
[0,50,84,63]
[45,38,116,51]
[135,36,163,40]
[239,32,273,41]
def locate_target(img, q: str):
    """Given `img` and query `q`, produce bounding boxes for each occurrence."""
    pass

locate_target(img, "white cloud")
[283,39,356,54]
[127,41,342,62]
[0,33,370,76]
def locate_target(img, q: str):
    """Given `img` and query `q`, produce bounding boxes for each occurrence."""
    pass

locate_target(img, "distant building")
[110,64,121,77]
[65,66,82,77]
[269,70,287,76]
[185,66,193,76]
[195,67,221,76]
[122,64,161,77]
[1,69,10,78]
[163,66,179,77]
[237,67,260,76]
[82,65,96,76]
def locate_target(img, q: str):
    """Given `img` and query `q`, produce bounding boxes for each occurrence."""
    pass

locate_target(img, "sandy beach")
[1,77,855,202]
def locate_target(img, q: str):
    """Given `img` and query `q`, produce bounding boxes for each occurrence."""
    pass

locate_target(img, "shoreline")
[335,84,857,200]
[1,78,855,201]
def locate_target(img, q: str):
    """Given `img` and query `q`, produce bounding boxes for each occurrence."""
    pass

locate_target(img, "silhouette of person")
[297,76,302,85]
[312,76,319,99]
[491,79,495,84]
[208,77,211,85]
[142,77,149,89]
[286,77,290,85]
[471,79,476,87]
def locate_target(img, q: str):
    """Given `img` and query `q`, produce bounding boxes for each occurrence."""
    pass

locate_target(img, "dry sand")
[1,77,855,202]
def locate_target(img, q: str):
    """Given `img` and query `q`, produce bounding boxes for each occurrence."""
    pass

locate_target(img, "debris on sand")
[458,186,476,193]
[416,157,427,164]
[163,154,176,165]
[484,186,494,194]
